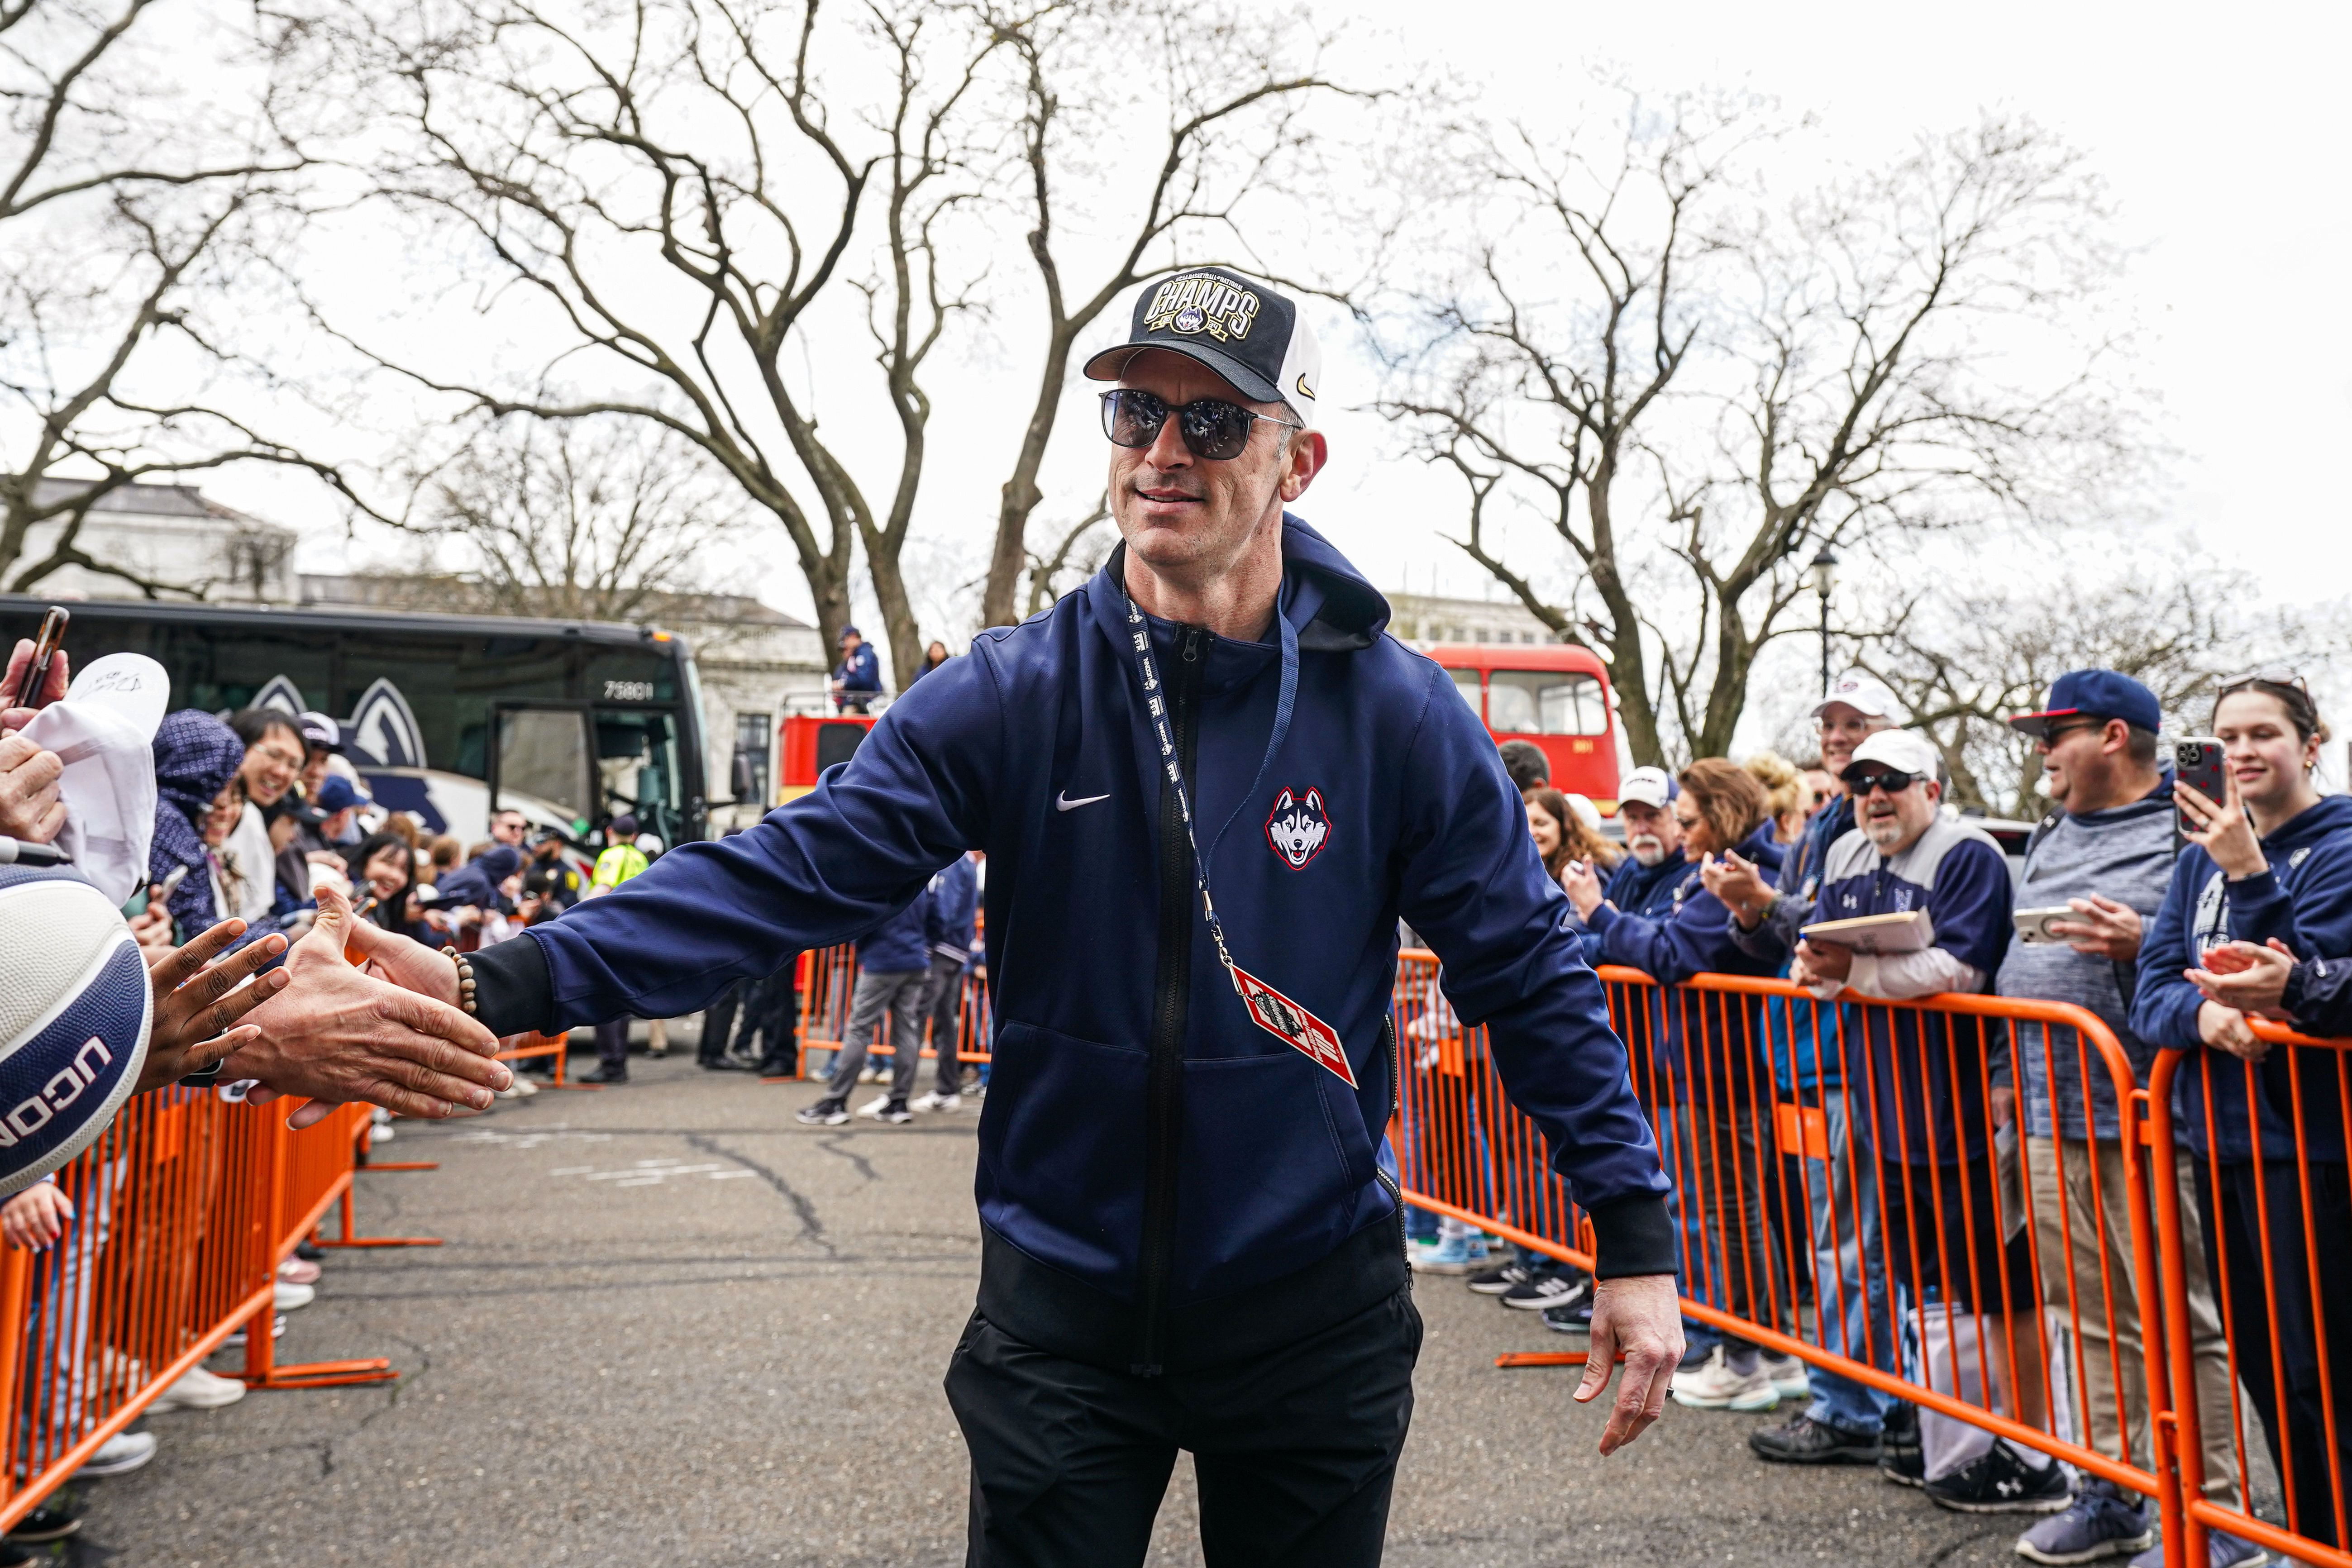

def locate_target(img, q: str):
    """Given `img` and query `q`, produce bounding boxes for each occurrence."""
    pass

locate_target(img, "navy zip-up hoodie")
[2131,791,2352,1162]
[470,517,1671,1372]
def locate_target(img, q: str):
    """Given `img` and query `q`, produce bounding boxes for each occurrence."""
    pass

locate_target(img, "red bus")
[779,643,1620,810]
[1426,643,1621,812]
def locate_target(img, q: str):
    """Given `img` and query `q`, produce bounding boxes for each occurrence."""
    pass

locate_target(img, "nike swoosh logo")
[1055,790,1110,812]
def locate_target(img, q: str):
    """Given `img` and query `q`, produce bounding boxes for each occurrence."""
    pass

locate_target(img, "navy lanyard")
[1121,587,1298,992]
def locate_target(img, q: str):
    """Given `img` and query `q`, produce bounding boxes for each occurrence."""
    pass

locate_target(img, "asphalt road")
[76,1049,2034,1568]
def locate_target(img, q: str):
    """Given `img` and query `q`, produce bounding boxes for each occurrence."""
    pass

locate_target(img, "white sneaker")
[1670,1346,1780,1411]
[910,1092,961,1113]
[274,1279,315,1311]
[369,1123,395,1145]
[855,1094,893,1120]
[223,1313,286,1348]
[76,1430,157,1477]
[148,1365,247,1413]
[510,1076,539,1097]
[1763,1353,1811,1401]
[858,1065,883,1083]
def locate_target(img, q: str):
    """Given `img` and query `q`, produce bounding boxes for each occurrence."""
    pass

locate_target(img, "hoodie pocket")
[1174,1050,1362,1301]
[975,1020,1149,1285]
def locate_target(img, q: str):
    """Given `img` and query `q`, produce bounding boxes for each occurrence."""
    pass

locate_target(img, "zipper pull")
[1181,627,1202,663]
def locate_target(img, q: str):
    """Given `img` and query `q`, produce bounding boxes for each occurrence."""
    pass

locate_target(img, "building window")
[731,711,772,805]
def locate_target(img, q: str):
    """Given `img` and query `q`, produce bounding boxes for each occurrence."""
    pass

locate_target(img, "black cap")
[1083,267,1322,425]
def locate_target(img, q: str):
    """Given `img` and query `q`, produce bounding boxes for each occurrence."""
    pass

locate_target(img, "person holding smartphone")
[2132,670,2352,1563]
[1994,671,2247,1566]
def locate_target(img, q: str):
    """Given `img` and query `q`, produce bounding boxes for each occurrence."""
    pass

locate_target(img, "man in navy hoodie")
[913,850,981,1111]
[381,267,1679,1566]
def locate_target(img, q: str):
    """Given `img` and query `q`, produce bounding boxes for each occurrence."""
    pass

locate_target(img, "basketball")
[0,863,151,1197]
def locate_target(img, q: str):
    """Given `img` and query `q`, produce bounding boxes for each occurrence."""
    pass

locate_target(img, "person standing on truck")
[832,626,883,714]
[361,265,1680,1568]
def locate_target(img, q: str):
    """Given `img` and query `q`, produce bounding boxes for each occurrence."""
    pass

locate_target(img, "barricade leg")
[2195,1154,2352,1554]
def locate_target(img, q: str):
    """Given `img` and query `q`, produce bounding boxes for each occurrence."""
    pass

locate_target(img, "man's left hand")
[1576,1273,1682,1455]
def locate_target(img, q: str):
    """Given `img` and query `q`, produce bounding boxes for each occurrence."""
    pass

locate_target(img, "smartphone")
[10,606,67,710]
[2014,906,2075,945]
[154,863,191,900]
[2175,737,2226,834]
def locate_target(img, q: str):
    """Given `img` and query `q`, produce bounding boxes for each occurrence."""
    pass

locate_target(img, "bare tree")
[408,417,744,621]
[970,0,1354,629]
[1021,490,1109,618]
[0,0,328,594]
[1851,554,2347,820]
[284,0,1003,687]
[1379,92,2132,765]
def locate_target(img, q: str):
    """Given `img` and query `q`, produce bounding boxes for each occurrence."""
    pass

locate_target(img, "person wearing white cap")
[1704,674,1921,1472]
[1786,726,2057,1510]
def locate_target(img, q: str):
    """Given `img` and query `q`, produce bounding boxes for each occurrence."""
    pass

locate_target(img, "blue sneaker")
[2127,1530,2268,1568]
[2016,1477,2152,1563]
[1410,1234,1473,1274]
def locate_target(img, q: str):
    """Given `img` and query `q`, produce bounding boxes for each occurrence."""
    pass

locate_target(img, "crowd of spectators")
[1412,664,2352,1568]
[0,644,515,1559]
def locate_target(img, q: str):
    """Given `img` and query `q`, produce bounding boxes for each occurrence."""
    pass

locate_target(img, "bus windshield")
[0,597,708,846]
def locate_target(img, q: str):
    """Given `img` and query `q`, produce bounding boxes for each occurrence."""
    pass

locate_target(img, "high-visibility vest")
[591,843,649,889]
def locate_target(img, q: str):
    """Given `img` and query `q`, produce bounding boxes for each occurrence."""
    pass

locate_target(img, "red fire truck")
[778,643,1618,810]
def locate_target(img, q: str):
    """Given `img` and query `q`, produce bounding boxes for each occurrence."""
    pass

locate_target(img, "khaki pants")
[2027,1134,2239,1507]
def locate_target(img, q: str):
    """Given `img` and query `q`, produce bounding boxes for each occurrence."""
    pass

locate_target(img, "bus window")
[1447,667,1483,720]
[596,709,683,844]
[496,707,592,825]
[1488,670,1608,736]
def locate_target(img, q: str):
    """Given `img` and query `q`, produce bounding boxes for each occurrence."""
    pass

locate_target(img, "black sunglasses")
[1846,770,1921,796]
[1099,389,1302,462]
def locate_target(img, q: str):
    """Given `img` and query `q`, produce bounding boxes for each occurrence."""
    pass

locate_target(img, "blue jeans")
[1798,1089,1897,1435]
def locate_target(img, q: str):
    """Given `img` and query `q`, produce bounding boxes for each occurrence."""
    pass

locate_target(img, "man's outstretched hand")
[228,884,508,1126]
[135,917,293,1094]
[1575,1273,1683,1455]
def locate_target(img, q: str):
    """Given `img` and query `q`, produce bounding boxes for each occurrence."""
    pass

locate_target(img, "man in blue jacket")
[391,267,1679,1567]
[832,626,883,714]
[913,850,981,1111]
[800,882,933,1125]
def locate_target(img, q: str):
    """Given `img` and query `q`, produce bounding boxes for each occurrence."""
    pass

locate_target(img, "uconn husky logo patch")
[1265,787,1331,869]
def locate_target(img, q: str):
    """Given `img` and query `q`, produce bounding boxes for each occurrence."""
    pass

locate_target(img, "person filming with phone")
[2132,669,2352,1560]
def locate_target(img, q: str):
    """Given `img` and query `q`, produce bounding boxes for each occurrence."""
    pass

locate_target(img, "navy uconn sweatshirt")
[470,517,1671,1372]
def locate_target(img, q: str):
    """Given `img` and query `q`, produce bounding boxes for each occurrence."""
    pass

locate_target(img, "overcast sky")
[203,0,2351,740]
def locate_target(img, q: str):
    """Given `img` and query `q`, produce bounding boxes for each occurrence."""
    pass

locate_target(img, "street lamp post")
[1809,546,1839,697]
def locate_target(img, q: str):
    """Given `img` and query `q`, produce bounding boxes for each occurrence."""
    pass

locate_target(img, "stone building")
[1384,591,1560,649]
[14,478,298,603]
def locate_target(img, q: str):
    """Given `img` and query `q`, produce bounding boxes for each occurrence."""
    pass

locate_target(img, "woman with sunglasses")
[2132,671,2352,1561]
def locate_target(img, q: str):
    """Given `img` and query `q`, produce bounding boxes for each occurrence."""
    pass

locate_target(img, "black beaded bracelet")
[442,945,478,1015]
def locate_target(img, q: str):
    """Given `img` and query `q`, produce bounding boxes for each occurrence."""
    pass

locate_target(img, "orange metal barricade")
[786,943,992,1082]
[0,1091,401,1530]
[2151,1030,2352,1568]
[1392,954,2182,1549]
[494,1029,588,1090]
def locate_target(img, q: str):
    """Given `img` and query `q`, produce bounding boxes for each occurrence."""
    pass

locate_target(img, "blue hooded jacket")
[1590,822,1788,1091]
[925,853,980,968]
[855,882,931,973]
[2131,791,2352,1162]
[470,517,1670,1373]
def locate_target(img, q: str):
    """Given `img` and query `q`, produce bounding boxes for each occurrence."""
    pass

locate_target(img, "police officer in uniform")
[376,267,1682,1567]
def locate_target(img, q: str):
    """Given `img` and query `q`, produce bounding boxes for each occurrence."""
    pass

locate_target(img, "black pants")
[2196,1154,2352,1549]
[595,1016,630,1072]
[943,1287,1420,1568]
[698,978,749,1065]
[739,962,798,1073]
